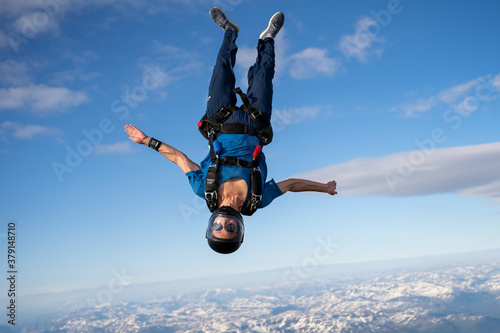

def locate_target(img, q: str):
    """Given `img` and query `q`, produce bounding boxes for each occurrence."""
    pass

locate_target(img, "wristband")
[148,137,162,151]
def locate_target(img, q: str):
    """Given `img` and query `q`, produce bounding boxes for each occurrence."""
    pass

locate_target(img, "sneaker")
[259,12,285,40]
[209,7,239,33]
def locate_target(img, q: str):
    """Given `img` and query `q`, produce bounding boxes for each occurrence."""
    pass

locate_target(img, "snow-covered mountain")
[23,260,500,332]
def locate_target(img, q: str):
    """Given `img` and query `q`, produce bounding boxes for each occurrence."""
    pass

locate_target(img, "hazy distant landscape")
[7,249,500,333]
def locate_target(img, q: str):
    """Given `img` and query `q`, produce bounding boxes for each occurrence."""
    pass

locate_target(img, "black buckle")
[250,193,262,204]
[205,190,218,210]
[205,190,217,202]
[207,124,220,139]
[218,106,232,119]
[249,194,262,213]
[248,108,263,120]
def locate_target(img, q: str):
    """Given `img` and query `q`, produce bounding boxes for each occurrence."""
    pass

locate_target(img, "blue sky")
[1,0,499,297]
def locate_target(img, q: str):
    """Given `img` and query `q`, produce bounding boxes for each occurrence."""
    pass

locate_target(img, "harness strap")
[247,167,263,214]
[219,155,260,168]
[208,104,238,126]
[209,123,261,137]
[204,164,219,212]
[198,104,238,139]
[198,87,273,146]
[233,87,270,131]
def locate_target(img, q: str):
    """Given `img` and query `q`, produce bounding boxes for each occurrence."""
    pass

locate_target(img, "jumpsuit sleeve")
[186,170,206,199]
[260,178,283,208]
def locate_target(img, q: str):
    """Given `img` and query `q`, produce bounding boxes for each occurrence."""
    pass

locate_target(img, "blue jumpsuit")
[186,29,283,212]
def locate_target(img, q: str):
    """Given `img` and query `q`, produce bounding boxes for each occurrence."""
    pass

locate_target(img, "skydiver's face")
[211,217,239,240]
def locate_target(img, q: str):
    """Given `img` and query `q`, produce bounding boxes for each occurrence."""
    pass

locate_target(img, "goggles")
[211,220,238,233]
[206,206,245,243]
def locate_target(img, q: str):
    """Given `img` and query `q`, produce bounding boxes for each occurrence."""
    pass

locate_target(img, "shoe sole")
[259,12,284,39]
[210,7,240,33]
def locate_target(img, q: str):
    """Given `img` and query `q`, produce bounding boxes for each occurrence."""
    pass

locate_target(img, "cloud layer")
[0,121,63,139]
[0,84,88,112]
[293,141,500,203]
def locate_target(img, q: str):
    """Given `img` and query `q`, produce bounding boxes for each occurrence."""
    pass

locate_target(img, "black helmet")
[206,206,245,254]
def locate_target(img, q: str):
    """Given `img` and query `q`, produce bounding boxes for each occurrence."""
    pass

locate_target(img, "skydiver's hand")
[125,124,149,145]
[326,180,338,196]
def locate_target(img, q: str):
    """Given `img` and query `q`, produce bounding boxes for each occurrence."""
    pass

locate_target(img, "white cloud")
[0,58,93,117]
[395,73,500,117]
[459,180,500,205]
[338,17,385,63]
[48,50,101,85]
[0,121,63,139]
[148,42,203,82]
[396,97,437,118]
[288,48,339,79]
[0,2,65,51]
[58,49,99,66]
[272,106,321,127]
[12,11,60,37]
[0,84,88,112]
[493,74,500,91]
[274,29,290,77]
[437,77,482,104]
[0,52,98,89]
[293,141,500,203]
[235,46,257,75]
[94,142,133,154]
[50,69,101,85]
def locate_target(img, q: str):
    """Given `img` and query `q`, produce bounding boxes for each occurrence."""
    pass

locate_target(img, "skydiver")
[125,7,337,254]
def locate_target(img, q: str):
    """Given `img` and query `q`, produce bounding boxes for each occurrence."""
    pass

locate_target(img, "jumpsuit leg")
[246,37,276,123]
[206,29,238,117]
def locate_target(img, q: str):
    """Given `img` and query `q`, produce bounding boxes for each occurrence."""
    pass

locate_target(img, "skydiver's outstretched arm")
[125,124,200,174]
[277,179,337,196]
